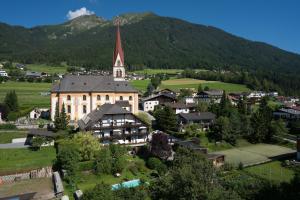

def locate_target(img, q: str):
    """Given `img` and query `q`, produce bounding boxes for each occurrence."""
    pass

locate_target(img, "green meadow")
[25,64,67,74]
[0,81,52,108]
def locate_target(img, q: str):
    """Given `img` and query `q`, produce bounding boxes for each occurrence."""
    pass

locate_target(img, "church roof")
[113,24,124,66]
[51,75,137,93]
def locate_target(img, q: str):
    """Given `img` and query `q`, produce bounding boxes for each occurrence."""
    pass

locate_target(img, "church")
[50,24,138,122]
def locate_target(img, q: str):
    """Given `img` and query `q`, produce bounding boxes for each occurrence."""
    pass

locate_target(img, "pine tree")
[197,84,203,93]
[54,102,61,130]
[60,102,68,130]
[219,90,231,117]
[4,90,19,112]
[237,96,247,115]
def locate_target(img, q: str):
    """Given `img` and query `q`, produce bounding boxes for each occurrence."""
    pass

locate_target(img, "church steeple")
[113,21,125,81]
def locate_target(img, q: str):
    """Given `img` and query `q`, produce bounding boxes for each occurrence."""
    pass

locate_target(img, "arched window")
[97,95,101,101]
[117,60,121,67]
[83,105,87,114]
[129,96,132,101]
[106,95,109,101]
[120,96,123,101]
[119,70,122,77]
[83,95,86,101]
[67,95,71,101]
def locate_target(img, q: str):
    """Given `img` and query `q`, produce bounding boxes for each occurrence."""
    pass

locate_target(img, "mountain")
[0,12,300,74]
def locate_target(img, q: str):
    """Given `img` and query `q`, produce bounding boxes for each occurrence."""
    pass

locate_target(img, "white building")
[0,70,8,77]
[142,93,176,112]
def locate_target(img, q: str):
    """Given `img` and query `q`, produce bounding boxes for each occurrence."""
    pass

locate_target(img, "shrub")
[0,123,17,129]
[147,157,167,175]
[129,165,139,176]
[147,157,162,170]
[78,161,94,171]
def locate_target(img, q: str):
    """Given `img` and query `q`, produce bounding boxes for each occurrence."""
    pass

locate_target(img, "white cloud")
[66,7,95,20]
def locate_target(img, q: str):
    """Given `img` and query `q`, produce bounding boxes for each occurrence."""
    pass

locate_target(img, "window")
[97,95,101,101]
[117,60,121,67]
[83,105,87,114]
[129,96,132,101]
[83,95,86,101]
[120,96,123,101]
[67,95,71,101]
[106,95,109,101]
[67,105,71,113]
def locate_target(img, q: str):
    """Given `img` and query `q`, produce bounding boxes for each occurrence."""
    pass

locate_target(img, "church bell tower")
[113,22,125,81]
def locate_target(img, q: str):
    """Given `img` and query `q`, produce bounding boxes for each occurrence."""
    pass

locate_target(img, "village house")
[50,24,139,122]
[197,90,223,103]
[0,70,8,77]
[273,107,300,120]
[142,93,176,112]
[178,112,216,129]
[162,102,196,114]
[78,104,149,145]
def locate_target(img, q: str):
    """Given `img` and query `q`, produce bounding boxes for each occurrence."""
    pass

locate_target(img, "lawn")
[130,79,150,92]
[0,147,56,175]
[0,130,28,143]
[160,78,250,92]
[73,155,151,192]
[25,63,67,74]
[215,144,295,167]
[0,81,51,108]
[244,161,294,183]
[132,69,183,75]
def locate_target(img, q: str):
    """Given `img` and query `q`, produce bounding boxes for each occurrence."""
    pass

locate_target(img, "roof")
[26,71,42,77]
[78,104,131,130]
[28,129,58,137]
[113,24,124,65]
[178,112,216,121]
[163,102,196,109]
[198,90,223,96]
[143,93,176,102]
[115,100,130,107]
[51,75,137,93]
[278,108,300,115]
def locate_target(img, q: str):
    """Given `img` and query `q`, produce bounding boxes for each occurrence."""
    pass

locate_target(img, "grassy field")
[245,161,294,183]
[25,64,67,74]
[0,130,28,143]
[132,69,183,75]
[130,79,150,92]
[160,78,250,92]
[215,144,295,167]
[0,147,56,175]
[72,155,151,193]
[0,81,51,108]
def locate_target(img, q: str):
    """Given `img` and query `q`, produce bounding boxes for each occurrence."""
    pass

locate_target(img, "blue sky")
[0,0,299,54]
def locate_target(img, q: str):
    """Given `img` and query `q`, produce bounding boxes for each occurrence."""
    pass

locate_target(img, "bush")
[129,165,139,176]
[0,123,17,129]
[147,157,167,175]
[78,161,94,171]
[147,157,162,170]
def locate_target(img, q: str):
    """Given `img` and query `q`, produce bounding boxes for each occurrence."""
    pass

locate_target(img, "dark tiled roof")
[178,112,216,121]
[143,93,176,102]
[52,75,137,93]
[163,102,196,109]
[198,90,223,96]
[115,100,130,107]
[78,104,131,130]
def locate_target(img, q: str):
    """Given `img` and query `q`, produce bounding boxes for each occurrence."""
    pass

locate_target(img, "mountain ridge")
[0,12,299,73]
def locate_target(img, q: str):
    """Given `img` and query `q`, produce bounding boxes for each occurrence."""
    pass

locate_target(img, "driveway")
[0,142,29,149]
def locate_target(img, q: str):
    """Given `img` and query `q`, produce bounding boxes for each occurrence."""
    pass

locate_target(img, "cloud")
[66,7,95,20]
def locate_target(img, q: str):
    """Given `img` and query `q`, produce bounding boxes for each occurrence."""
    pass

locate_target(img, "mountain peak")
[112,12,157,25]
[64,14,108,30]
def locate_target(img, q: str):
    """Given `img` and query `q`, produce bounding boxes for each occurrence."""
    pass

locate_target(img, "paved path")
[0,142,29,149]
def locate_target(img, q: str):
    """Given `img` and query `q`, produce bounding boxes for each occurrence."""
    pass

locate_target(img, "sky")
[0,0,299,54]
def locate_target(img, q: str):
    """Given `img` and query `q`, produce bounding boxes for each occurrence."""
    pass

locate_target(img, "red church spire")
[113,21,124,66]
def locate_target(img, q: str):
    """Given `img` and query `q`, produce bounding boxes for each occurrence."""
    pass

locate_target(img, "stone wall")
[0,166,52,184]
